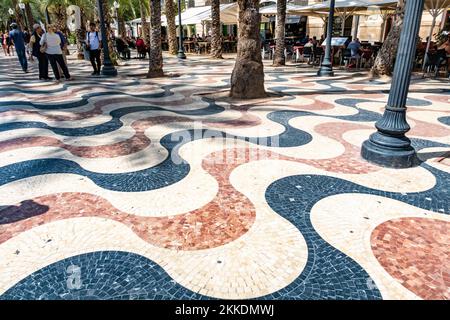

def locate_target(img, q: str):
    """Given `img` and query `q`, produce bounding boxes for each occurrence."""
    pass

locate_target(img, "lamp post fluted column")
[177,0,186,59]
[96,0,117,76]
[361,0,425,168]
[317,0,335,77]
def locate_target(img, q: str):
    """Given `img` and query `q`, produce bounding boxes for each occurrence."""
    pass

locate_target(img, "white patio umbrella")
[289,0,397,36]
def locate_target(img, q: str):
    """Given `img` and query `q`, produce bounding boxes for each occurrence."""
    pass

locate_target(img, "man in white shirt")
[85,22,102,76]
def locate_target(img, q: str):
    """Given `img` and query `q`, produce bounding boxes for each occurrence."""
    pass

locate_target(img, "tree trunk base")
[272,61,285,67]
[230,60,266,99]
[146,71,165,78]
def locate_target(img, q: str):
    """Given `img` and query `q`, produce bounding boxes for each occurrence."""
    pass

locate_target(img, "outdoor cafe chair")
[302,46,313,64]
[422,49,448,79]
[341,48,361,69]
[313,46,324,67]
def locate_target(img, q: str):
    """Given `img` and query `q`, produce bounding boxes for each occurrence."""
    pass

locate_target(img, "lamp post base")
[361,134,418,169]
[101,65,118,77]
[317,63,334,77]
[177,51,186,59]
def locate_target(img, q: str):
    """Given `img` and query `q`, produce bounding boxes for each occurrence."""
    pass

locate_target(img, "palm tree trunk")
[118,14,127,39]
[165,0,177,55]
[139,0,150,46]
[25,3,35,27]
[99,0,118,65]
[11,0,25,30]
[273,0,286,66]
[76,9,87,59]
[147,0,164,77]
[54,5,69,37]
[370,0,405,77]
[230,0,265,99]
[210,0,223,59]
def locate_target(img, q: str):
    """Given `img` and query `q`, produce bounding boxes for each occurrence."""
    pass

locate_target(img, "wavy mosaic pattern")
[0,53,449,300]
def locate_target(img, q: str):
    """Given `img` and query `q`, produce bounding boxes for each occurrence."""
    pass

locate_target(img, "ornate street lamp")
[96,0,118,76]
[18,2,29,30]
[113,1,120,36]
[177,0,186,59]
[317,0,335,77]
[8,8,14,26]
[361,0,425,168]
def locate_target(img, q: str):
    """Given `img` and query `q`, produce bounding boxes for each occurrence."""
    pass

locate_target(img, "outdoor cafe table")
[183,40,194,53]
[293,45,304,56]
[198,41,210,54]
[223,40,237,53]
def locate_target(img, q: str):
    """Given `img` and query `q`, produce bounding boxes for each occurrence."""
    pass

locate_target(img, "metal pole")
[177,0,186,59]
[361,0,425,168]
[96,0,118,76]
[352,15,360,40]
[422,13,437,70]
[317,0,335,77]
[45,6,51,25]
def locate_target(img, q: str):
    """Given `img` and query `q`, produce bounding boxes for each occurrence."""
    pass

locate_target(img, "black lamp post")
[177,0,186,59]
[361,0,425,168]
[8,8,15,25]
[113,1,120,36]
[96,0,117,76]
[45,6,51,25]
[317,0,335,77]
[18,2,29,31]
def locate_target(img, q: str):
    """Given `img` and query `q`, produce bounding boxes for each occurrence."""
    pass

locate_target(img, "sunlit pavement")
[0,51,448,300]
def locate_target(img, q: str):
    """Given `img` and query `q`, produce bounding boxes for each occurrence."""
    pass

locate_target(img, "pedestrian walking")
[23,27,32,61]
[56,27,69,78]
[9,23,27,72]
[5,32,14,56]
[1,32,8,56]
[29,24,51,80]
[85,22,102,76]
[40,24,72,82]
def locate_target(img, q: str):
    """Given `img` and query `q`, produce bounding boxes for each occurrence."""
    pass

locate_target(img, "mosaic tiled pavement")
[0,52,449,300]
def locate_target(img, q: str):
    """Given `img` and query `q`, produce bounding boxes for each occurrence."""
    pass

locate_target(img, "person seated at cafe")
[135,37,147,59]
[126,36,136,49]
[438,35,450,54]
[319,34,325,45]
[347,37,362,58]
[304,38,314,48]
[115,37,131,60]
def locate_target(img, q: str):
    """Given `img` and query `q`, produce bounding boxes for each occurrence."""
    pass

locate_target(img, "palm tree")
[147,0,164,77]
[98,0,118,65]
[139,0,150,46]
[23,0,35,28]
[210,0,222,59]
[371,0,406,77]
[11,0,26,29]
[72,0,95,59]
[272,0,286,66]
[165,0,177,55]
[42,0,71,36]
[230,0,265,98]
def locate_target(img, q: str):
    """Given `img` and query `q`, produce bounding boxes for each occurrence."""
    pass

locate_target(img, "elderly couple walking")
[28,23,72,82]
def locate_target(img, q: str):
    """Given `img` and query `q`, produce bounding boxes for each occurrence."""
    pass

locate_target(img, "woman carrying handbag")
[40,24,72,82]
